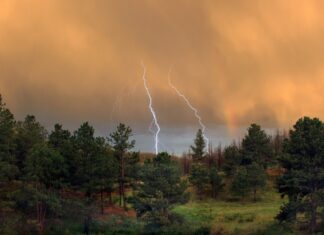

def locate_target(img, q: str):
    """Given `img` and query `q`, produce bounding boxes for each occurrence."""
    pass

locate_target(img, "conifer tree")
[133,152,188,232]
[241,123,272,167]
[277,117,324,233]
[108,123,135,208]
[190,129,206,162]
[189,129,209,199]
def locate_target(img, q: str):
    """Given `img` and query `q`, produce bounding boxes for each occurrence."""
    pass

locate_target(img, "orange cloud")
[1,0,324,137]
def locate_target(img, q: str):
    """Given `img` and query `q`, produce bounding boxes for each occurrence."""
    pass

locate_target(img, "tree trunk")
[119,181,122,206]
[198,188,203,201]
[217,154,221,169]
[121,152,126,209]
[83,215,91,235]
[253,188,257,202]
[108,190,113,205]
[37,201,46,235]
[309,194,317,234]
[100,189,104,215]
[119,152,124,207]
[212,186,217,199]
[121,181,126,209]
[118,153,125,208]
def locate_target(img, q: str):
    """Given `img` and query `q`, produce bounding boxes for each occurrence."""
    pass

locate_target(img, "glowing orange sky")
[1,0,324,139]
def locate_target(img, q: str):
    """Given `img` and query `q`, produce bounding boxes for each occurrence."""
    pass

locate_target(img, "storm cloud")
[1,0,324,152]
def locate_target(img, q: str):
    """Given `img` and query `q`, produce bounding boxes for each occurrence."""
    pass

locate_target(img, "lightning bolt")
[141,62,160,155]
[148,119,168,151]
[148,119,155,136]
[168,68,210,153]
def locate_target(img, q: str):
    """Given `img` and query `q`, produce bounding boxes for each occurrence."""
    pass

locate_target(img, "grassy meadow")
[173,183,298,235]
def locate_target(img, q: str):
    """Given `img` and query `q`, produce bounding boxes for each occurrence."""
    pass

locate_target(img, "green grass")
[173,185,292,234]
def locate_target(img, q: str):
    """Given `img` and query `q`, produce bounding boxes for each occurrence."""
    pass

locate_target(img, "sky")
[1,0,324,154]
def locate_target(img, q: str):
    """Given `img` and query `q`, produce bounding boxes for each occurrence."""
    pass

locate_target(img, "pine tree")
[241,123,272,167]
[48,124,75,185]
[190,129,206,162]
[230,166,250,199]
[0,95,18,180]
[210,167,223,198]
[0,95,19,232]
[222,144,241,177]
[15,115,47,174]
[108,123,135,208]
[276,117,324,233]
[189,163,210,200]
[26,144,67,235]
[94,137,118,214]
[230,163,266,201]
[125,151,141,190]
[189,129,209,199]
[72,122,100,199]
[246,162,266,201]
[132,152,189,232]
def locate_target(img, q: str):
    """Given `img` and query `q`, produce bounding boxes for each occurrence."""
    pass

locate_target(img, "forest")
[0,93,324,235]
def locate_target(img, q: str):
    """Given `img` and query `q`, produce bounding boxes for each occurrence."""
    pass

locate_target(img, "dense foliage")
[132,152,189,233]
[277,117,324,233]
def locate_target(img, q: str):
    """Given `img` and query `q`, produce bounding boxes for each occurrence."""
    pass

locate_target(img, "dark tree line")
[0,95,142,234]
[0,94,190,234]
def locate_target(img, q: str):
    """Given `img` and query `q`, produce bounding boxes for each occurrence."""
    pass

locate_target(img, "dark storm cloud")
[1,0,324,141]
